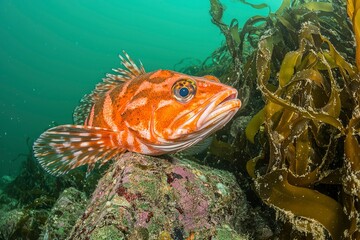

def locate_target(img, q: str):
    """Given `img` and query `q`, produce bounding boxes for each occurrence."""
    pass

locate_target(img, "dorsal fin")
[73,51,146,125]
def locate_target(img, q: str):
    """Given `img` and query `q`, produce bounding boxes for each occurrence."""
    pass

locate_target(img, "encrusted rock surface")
[40,187,87,239]
[0,208,24,239]
[68,152,264,239]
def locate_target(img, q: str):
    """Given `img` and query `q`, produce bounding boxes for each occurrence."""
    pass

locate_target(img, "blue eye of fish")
[172,79,196,103]
[179,87,189,97]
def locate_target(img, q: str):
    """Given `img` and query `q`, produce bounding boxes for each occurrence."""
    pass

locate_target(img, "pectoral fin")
[33,125,125,176]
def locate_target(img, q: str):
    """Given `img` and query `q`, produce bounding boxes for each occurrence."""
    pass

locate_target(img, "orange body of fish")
[33,52,241,175]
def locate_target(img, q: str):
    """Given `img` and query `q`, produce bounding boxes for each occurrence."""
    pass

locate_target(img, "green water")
[0,0,280,176]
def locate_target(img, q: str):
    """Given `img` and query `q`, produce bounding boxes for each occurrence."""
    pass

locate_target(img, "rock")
[68,152,255,239]
[0,175,14,189]
[0,207,48,239]
[40,187,87,239]
[0,188,49,240]
[0,208,24,239]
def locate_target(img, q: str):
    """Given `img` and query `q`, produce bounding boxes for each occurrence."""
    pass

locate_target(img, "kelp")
[256,169,348,240]
[347,0,360,69]
[208,0,354,115]
[237,1,360,239]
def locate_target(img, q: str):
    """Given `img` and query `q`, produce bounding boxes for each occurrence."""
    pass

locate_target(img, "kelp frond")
[347,0,360,69]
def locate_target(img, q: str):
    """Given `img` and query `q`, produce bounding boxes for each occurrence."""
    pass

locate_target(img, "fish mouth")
[197,89,241,130]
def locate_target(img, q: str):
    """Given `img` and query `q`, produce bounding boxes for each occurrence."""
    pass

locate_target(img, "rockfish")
[33,52,241,175]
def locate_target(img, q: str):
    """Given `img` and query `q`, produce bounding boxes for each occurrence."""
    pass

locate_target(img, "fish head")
[124,70,241,154]
[123,70,241,154]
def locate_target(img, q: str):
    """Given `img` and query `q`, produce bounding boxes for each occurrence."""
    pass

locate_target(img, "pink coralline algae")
[136,211,154,227]
[168,166,210,231]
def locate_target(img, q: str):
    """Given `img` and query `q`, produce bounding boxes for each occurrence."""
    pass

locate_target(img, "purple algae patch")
[169,166,210,231]
[135,211,153,227]
[172,166,195,181]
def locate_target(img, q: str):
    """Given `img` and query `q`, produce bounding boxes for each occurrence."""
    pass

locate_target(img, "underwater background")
[1,0,360,239]
[0,0,280,177]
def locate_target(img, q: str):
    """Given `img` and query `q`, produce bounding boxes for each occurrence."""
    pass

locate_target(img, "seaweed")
[218,0,360,239]
[347,0,360,69]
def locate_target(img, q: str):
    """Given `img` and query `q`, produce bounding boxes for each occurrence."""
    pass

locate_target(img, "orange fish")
[33,52,241,175]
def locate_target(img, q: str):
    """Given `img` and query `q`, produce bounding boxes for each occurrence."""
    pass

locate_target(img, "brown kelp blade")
[256,170,349,240]
[347,0,360,69]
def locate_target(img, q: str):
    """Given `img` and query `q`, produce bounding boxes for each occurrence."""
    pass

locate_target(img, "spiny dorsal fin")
[109,51,146,80]
[73,51,145,125]
[33,124,125,176]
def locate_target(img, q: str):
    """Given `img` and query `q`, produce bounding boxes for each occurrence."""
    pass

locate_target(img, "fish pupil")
[172,79,196,102]
[179,87,189,97]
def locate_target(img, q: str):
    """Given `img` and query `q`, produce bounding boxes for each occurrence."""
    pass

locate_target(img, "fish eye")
[172,79,196,103]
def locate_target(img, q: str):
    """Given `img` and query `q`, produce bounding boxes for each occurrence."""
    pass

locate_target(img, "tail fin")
[33,125,124,176]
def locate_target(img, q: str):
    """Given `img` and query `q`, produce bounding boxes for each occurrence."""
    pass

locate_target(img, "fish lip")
[196,88,241,129]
